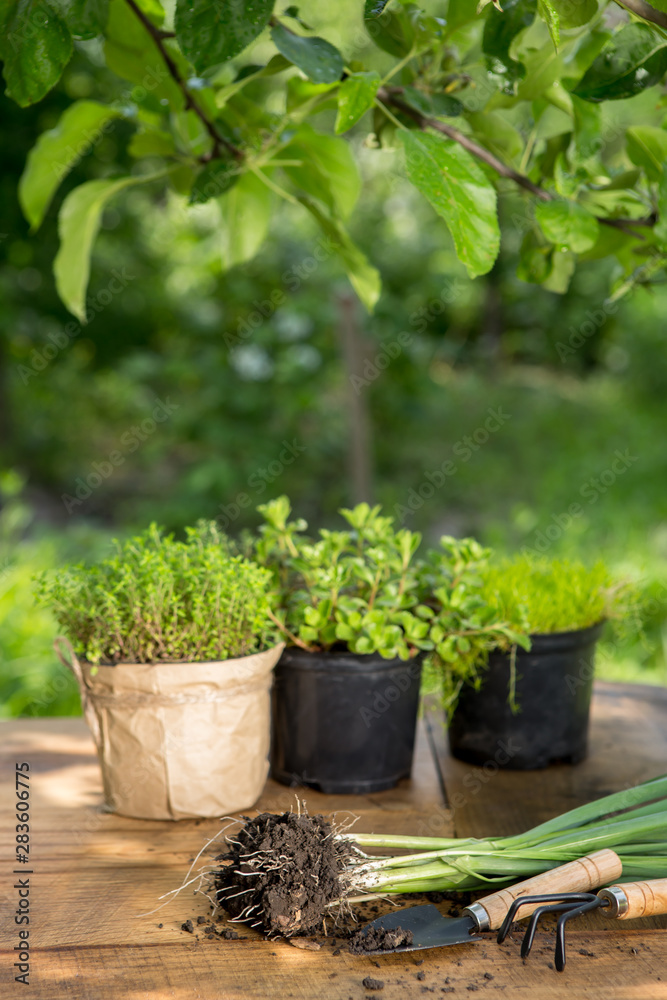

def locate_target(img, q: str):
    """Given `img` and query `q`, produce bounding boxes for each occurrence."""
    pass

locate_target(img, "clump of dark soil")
[348,925,414,954]
[362,976,385,991]
[214,810,352,938]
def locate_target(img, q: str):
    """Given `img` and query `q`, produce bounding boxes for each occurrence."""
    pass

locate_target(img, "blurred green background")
[1,1,666,716]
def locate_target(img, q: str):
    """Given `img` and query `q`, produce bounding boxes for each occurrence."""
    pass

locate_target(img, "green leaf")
[58,0,109,38]
[430,93,464,117]
[298,196,381,311]
[445,0,481,34]
[364,8,413,57]
[175,0,274,75]
[335,71,380,134]
[482,0,536,86]
[104,0,185,109]
[560,28,610,88]
[364,0,390,15]
[541,247,575,293]
[573,24,667,103]
[517,229,552,284]
[401,86,463,119]
[626,126,667,183]
[570,93,600,161]
[128,128,177,159]
[399,130,500,278]
[655,171,667,251]
[281,126,361,219]
[547,0,597,28]
[534,199,599,252]
[468,111,523,164]
[516,29,565,100]
[537,0,559,50]
[219,170,273,269]
[19,100,122,230]
[0,0,72,107]
[190,160,239,204]
[54,175,158,322]
[271,22,343,83]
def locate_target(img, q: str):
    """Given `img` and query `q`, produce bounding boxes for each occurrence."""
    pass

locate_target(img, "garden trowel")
[354,848,622,954]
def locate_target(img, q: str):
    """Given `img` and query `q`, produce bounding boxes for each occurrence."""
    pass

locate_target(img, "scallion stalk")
[339,775,667,895]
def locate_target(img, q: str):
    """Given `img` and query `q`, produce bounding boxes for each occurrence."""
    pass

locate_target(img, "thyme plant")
[35,521,278,665]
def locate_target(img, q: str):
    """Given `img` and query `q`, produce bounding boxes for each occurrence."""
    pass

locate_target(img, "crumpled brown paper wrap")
[55,638,285,820]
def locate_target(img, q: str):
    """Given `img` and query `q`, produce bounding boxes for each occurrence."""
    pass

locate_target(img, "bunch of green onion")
[337,775,667,895]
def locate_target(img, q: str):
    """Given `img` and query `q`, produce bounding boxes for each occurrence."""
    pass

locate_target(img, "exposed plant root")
[212,809,355,937]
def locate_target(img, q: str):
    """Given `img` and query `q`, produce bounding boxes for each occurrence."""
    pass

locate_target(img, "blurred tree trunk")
[336,292,373,504]
[0,334,11,450]
[480,260,503,368]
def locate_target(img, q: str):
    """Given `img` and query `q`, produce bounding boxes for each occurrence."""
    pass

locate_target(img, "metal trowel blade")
[358,905,483,954]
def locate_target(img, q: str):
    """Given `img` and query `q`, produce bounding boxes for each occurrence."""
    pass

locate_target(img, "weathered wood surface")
[0,681,666,999]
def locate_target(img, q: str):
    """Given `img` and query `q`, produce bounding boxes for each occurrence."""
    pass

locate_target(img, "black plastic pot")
[270,647,424,794]
[447,622,605,770]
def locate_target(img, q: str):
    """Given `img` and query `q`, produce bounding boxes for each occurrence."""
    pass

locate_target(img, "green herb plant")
[254,496,431,659]
[423,549,641,715]
[481,554,639,635]
[253,498,524,684]
[35,521,278,666]
[418,537,531,714]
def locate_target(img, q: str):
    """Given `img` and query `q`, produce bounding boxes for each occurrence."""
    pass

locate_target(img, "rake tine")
[554,897,603,972]
[521,902,585,960]
[497,892,596,945]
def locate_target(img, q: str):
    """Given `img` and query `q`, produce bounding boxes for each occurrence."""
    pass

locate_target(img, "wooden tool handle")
[599,879,667,920]
[468,849,623,931]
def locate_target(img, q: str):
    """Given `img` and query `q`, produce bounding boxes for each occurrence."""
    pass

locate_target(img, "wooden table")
[1,681,666,999]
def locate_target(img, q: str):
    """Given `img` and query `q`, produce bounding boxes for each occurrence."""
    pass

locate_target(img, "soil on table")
[214,810,353,938]
[348,925,414,954]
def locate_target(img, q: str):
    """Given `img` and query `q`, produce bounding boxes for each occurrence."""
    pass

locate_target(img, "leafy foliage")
[480,553,639,635]
[417,536,530,712]
[422,548,640,714]
[5,0,667,313]
[252,498,526,699]
[254,495,430,659]
[34,521,279,665]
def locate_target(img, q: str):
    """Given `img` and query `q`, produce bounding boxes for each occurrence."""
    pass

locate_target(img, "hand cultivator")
[497,876,667,970]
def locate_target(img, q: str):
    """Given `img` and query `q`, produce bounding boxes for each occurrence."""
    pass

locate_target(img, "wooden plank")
[0,716,451,948]
[1,686,666,1000]
[7,931,667,1000]
[429,681,667,840]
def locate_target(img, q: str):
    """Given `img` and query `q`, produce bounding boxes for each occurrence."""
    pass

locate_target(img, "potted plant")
[423,546,639,769]
[252,496,436,794]
[35,521,284,819]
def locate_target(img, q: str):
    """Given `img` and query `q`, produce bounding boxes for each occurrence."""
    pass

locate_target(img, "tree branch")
[123,0,243,162]
[613,0,667,29]
[378,86,656,239]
